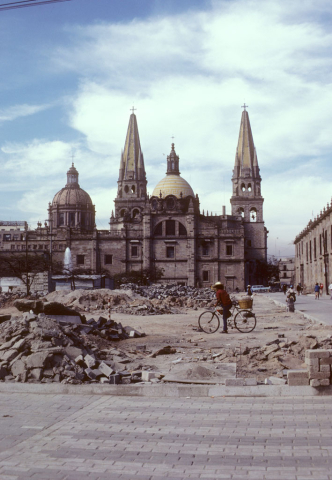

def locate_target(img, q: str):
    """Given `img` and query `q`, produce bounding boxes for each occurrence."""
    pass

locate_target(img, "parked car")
[251,285,270,293]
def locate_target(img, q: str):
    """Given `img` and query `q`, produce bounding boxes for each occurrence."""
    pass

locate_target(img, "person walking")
[247,285,253,296]
[329,283,332,300]
[314,283,320,299]
[212,282,232,334]
[296,283,301,296]
[282,284,287,295]
[320,283,324,296]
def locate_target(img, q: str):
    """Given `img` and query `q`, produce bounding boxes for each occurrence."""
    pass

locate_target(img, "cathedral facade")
[37,109,268,289]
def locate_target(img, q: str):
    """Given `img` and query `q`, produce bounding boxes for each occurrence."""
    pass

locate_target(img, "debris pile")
[0,313,148,385]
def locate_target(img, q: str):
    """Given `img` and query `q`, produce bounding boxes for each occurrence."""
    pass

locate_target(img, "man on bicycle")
[212,282,232,334]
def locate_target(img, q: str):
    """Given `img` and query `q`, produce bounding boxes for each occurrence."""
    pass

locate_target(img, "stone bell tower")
[230,106,268,284]
[113,109,147,220]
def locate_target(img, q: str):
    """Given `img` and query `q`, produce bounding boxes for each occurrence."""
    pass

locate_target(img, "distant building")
[1,109,268,290]
[278,257,295,287]
[294,203,332,293]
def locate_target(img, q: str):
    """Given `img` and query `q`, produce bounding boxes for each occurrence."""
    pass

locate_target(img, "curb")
[0,382,332,397]
[268,297,324,324]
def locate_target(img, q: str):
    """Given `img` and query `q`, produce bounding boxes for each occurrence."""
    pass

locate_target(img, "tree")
[254,258,279,284]
[0,251,54,296]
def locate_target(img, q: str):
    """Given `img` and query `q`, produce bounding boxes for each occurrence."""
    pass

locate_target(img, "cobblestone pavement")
[1,393,332,479]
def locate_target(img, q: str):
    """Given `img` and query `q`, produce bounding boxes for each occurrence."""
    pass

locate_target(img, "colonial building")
[278,257,295,288]
[0,108,268,290]
[294,203,332,293]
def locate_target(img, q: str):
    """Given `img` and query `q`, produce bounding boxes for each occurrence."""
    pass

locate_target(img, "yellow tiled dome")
[152,174,195,199]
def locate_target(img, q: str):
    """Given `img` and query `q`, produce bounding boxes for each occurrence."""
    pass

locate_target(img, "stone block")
[320,364,331,373]
[1,349,19,363]
[310,378,330,387]
[84,368,101,380]
[75,355,84,365]
[225,378,245,386]
[25,351,49,369]
[99,361,114,377]
[0,335,21,351]
[109,373,121,384]
[84,354,96,368]
[136,345,146,352]
[141,371,156,381]
[266,376,287,385]
[244,378,257,386]
[64,346,83,361]
[100,377,109,384]
[30,368,43,381]
[309,371,331,380]
[11,359,26,377]
[305,357,319,367]
[305,349,330,359]
[308,364,319,374]
[12,338,26,351]
[287,370,309,386]
[320,357,332,365]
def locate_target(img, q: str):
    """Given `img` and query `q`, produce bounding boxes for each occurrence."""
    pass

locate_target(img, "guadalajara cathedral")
[45,107,268,290]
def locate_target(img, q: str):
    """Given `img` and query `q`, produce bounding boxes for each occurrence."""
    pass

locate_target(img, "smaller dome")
[152,174,195,199]
[52,187,93,206]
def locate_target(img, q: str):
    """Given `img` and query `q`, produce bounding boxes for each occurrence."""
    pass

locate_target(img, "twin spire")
[233,109,260,179]
[119,112,146,182]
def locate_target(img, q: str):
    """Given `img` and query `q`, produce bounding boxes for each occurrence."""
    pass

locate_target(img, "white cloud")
[0,103,50,123]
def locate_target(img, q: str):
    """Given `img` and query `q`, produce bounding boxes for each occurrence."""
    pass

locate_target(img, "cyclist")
[212,281,232,334]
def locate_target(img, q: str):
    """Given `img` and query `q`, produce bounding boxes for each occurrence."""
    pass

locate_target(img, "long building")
[1,108,268,290]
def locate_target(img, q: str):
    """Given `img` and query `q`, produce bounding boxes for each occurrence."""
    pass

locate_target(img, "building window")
[81,212,86,226]
[319,234,322,255]
[131,246,138,257]
[59,244,64,251]
[154,222,163,236]
[283,273,287,278]
[59,213,64,226]
[301,241,303,254]
[283,265,286,271]
[22,245,26,250]
[226,245,233,256]
[11,245,15,250]
[33,245,37,250]
[105,254,113,265]
[314,238,316,259]
[77,255,85,265]
[202,270,209,282]
[166,246,175,258]
[69,212,75,227]
[166,220,175,236]
[13,234,19,241]
[202,245,209,256]
[38,245,43,250]
[3,234,11,241]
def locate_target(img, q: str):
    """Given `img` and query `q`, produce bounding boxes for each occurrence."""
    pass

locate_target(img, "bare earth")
[1,293,331,383]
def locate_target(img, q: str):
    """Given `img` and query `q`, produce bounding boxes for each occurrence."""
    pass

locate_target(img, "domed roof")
[152,174,195,199]
[52,163,93,206]
[52,186,93,206]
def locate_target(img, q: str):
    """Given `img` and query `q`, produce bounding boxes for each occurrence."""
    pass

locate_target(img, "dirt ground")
[1,294,331,383]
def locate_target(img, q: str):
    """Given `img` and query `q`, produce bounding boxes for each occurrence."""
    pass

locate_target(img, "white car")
[251,285,270,293]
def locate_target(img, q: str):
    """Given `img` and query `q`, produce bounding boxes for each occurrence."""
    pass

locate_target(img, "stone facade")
[294,203,332,294]
[0,109,268,290]
[279,257,295,287]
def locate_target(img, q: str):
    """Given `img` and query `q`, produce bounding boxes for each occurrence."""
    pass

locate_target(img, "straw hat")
[211,281,223,290]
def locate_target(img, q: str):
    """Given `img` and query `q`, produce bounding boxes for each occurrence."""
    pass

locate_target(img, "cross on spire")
[70,151,75,166]
[241,103,248,111]
[130,106,137,114]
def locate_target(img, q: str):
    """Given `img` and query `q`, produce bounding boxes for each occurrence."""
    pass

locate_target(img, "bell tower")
[230,105,268,283]
[114,109,147,220]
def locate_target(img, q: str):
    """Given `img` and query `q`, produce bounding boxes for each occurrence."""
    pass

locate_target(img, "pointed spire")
[120,112,146,182]
[233,109,260,179]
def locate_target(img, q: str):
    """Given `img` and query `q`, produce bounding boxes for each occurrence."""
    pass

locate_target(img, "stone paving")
[0,393,332,479]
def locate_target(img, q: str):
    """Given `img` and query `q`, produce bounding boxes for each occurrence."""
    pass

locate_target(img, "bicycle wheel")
[198,311,220,334]
[234,309,256,333]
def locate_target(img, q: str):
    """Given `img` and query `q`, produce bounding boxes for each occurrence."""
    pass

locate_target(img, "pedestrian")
[212,281,232,334]
[320,283,324,296]
[314,282,320,299]
[282,284,287,295]
[329,283,332,300]
[286,285,296,303]
[247,285,253,296]
[296,283,301,296]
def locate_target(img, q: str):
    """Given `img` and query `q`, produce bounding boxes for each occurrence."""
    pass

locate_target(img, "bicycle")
[198,299,256,334]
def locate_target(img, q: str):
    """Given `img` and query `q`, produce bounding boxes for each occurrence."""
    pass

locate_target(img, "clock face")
[151,199,158,210]
[166,197,175,210]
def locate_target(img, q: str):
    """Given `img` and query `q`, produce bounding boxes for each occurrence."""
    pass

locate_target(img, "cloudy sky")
[0,0,331,258]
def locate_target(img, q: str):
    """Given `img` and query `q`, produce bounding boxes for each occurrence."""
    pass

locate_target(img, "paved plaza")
[0,393,332,479]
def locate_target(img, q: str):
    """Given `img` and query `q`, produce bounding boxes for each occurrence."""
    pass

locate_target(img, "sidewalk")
[267,291,332,326]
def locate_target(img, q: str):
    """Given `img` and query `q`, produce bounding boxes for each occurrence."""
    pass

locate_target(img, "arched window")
[248,183,252,192]
[179,222,187,236]
[166,220,175,236]
[238,207,244,218]
[250,208,257,222]
[154,222,163,236]
[120,209,126,217]
[132,209,140,218]
[131,185,135,193]
[241,183,246,192]
[124,185,129,193]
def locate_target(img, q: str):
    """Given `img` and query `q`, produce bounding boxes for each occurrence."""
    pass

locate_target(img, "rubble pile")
[0,313,147,385]
[42,286,216,316]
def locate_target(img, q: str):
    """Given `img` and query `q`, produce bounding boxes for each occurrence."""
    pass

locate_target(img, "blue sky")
[1,0,332,258]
